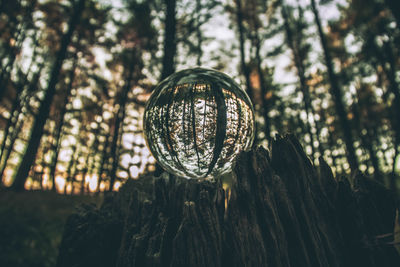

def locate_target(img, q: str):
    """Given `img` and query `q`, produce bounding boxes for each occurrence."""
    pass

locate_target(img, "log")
[56,135,400,267]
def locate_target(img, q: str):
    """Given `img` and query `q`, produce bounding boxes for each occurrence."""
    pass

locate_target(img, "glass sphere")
[143,68,255,179]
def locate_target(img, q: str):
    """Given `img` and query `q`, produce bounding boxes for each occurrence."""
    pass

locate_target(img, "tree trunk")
[56,134,400,267]
[195,0,203,66]
[249,0,271,142]
[0,1,33,102]
[235,0,253,103]
[352,98,383,182]
[96,128,111,193]
[0,84,22,167]
[383,42,400,190]
[160,0,176,80]
[0,30,41,169]
[310,0,359,173]
[0,25,22,101]
[49,58,78,191]
[281,4,318,163]
[0,111,24,181]
[369,37,400,190]
[108,53,135,191]
[0,66,43,182]
[10,0,85,191]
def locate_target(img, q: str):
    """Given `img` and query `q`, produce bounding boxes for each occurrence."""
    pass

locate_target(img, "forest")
[1,0,400,266]
[0,0,400,193]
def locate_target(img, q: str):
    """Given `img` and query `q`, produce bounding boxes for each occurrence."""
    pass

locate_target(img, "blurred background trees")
[0,0,400,194]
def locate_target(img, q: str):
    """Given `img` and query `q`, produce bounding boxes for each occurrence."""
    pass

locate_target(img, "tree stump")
[56,135,400,267]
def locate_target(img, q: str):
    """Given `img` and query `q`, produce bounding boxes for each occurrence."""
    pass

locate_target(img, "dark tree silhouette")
[49,57,78,191]
[310,0,359,173]
[11,0,86,191]
[281,2,319,162]
[234,0,253,103]
[109,50,137,191]
[161,0,177,80]
[249,0,272,142]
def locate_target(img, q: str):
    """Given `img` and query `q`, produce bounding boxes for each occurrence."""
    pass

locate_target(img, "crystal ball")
[143,68,255,179]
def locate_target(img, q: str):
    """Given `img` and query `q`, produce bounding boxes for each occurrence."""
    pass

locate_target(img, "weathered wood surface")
[56,135,400,267]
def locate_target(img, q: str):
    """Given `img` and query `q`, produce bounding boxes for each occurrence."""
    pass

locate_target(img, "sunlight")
[75,173,83,182]
[66,183,72,194]
[55,175,66,193]
[129,165,139,179]
[41,173,50,190]
[32,180,41,190]
[113,181,122,191]
[72,98,82,109]
[99,181,107,191]
[222,182,231,210]
[25,178,32,190]
[86,174,99,192]
[2,168,14,186]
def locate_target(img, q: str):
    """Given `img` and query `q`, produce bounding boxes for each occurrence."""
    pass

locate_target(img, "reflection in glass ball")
[143,68,255,179]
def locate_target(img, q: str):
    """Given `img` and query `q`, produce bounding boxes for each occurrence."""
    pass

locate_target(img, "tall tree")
[195,0,203,66]
[107,0,157,190]
[351,84,383,180]
[248,0,272,141]
[160,0,177,80]
[175,0,220,67]
[234,0,253,102]
[332,0,400,183]
[108,50,137,191]
[11,0,85,191]
[0,64,44,183]
[280,2,319,161]
[48,57,78,191]
[310,0,359,173]
[0,0,37,102]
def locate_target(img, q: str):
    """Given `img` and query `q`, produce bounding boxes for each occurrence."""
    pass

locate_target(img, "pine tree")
[11,0,86,191]
[310,0,359,173]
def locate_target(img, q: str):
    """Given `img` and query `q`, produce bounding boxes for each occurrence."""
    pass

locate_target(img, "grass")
[0,189,102,267]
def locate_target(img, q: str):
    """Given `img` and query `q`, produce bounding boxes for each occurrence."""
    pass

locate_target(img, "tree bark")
[0,0,37,101]
[10,0,85,191]
[49,58,78,191]
[310,0,359,173]
[0,67,43,182]
[0,17,25,102]
[235,0,253,103]
[281,3,319,163]
[195,0,203,66]
[249,0,271,142]
[351,97,383,182]
[56,134,400,267]
[160,0,177,80]
[0,30,41,171]
[108,52,136,191]
[96,128,111,193]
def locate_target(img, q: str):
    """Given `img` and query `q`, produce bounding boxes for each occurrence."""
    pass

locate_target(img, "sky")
[96,0,347,92]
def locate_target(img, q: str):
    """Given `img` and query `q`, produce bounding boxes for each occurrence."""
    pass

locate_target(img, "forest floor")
[0,189,103,267]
